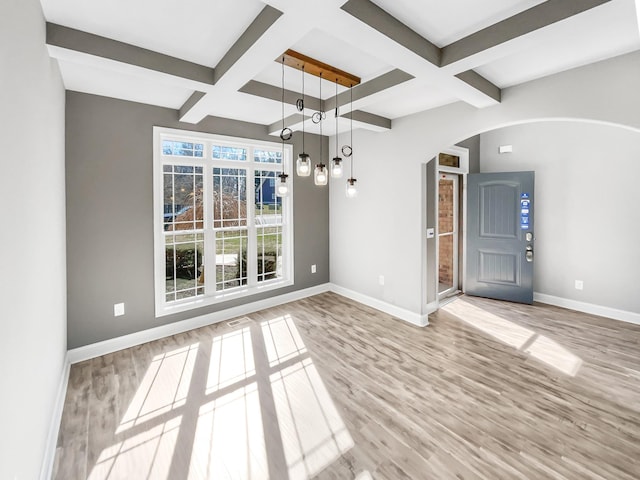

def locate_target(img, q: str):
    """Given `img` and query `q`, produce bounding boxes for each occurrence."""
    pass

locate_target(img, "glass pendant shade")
[331,157,343,178]
[276,173,289,197]
[346,178,358,198]
[314,164,328,186]
[296,153,311,176]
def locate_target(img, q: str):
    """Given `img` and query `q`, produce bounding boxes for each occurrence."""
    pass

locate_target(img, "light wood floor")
[53,293,640,479]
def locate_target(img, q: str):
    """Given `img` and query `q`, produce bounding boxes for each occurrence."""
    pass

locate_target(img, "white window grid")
[153,127,294,317]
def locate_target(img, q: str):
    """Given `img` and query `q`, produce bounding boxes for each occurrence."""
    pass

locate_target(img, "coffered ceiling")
[41,0,640,135]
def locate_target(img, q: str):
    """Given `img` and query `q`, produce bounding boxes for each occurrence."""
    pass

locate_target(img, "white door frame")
[423,146,469,316]
[437,173,459,299]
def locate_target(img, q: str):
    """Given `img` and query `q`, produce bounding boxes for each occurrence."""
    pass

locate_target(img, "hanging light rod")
[278,49,361,88]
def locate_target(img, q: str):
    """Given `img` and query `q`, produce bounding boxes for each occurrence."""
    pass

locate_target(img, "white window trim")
[153,126,294,317]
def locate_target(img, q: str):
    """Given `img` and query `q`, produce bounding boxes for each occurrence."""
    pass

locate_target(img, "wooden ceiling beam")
[278,49,361,87]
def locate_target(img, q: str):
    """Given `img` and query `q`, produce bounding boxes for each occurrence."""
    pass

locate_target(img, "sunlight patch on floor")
[355,471,373,480]
[206,327,255,394]
[88,313,354,479]
[262,314,307,367]
[525,334,583,377]
[117,344,198,433]
[189,383,268,480]
[89,416,182,480]
[271,357,354,480]
[442,298,535,349]
[443,298,583,377]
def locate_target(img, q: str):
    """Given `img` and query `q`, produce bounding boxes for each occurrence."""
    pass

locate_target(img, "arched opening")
[429,119,640,321]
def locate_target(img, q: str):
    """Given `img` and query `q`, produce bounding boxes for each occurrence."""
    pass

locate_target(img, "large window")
[154,127,293,316]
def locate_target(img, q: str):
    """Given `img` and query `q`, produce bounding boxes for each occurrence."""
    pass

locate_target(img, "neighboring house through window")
[153,127,293,316]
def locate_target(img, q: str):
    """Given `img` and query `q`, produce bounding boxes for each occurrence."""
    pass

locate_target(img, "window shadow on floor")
[82,314,354,480]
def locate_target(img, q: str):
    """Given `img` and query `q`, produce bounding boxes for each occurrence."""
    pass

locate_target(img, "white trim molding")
[68,282,431,364]
[40,353,71,480]
[68,284,331,364]
[65,288,640,367]
[534,292,640,326]
[330,284,429,327]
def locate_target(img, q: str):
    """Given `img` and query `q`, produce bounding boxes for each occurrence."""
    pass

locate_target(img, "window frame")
[153,127,294,317]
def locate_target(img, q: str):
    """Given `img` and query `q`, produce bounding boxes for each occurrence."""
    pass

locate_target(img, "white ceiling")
[41,0,266,67]
[253,28,394,98]
[476,0,640,88]
[40,0,640,133]
[370,0,549,47]
[57,60,194,109]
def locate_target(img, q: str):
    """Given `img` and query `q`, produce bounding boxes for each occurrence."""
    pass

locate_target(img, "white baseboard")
[534,292,640,326]
[424,300,439,315]
[68,283,331,364]
[329,284,429,327]
[40,353,71,480]
[67,286,639,366]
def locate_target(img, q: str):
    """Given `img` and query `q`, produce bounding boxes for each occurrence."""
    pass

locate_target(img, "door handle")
[526,244,533,262]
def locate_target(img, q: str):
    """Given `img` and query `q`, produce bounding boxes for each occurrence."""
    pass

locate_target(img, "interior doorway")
[438,173,459,298]
[424,146,469,315]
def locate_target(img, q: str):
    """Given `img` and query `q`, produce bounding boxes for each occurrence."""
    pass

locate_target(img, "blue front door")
[466,171,535,304]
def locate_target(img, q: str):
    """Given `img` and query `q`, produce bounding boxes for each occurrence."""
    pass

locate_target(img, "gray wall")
[457,134,480,173]
[480,121,640,314]
[0,0,67,478]
[66,92,329,349]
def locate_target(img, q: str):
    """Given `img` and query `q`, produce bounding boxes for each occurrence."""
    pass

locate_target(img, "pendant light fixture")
[346,83,357,198]
[279,49,361,189]
[296,66,311,177]
[314,72,328,186]
[331,78,343,178]
[276,57,290,197]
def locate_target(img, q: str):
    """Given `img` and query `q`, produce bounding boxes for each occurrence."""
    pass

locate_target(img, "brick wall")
[438,178,454,287]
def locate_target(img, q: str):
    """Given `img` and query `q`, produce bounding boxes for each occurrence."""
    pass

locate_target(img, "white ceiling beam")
[455,70,501,103]
[213,6,283,85]
[178,5,284,122]
[329,0,500,108]
[238,81,323,112]
[340,0,440,66]
[267,112,390,136]
[180,5,317,123]
[46,23,214,87]
[242,68,409,131]
[342,110,391,130]
[178,92,207,120]
[45,0,616,130]
[440,0,613,74]
[268,113,307,136]
[324,69,414,111]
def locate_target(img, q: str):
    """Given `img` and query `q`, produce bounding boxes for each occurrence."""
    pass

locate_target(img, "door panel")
[478,250,519,284]
[466,171,534,304]
[479,183,518,238]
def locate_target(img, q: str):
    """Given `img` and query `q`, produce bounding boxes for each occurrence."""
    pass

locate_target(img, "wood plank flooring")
[53,293,640,479]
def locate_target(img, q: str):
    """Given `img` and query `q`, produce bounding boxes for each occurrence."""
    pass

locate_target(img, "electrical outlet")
[378,275,385,286]
[311,264,316,274]
[575,280,584,290]
[114,303,125,316]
